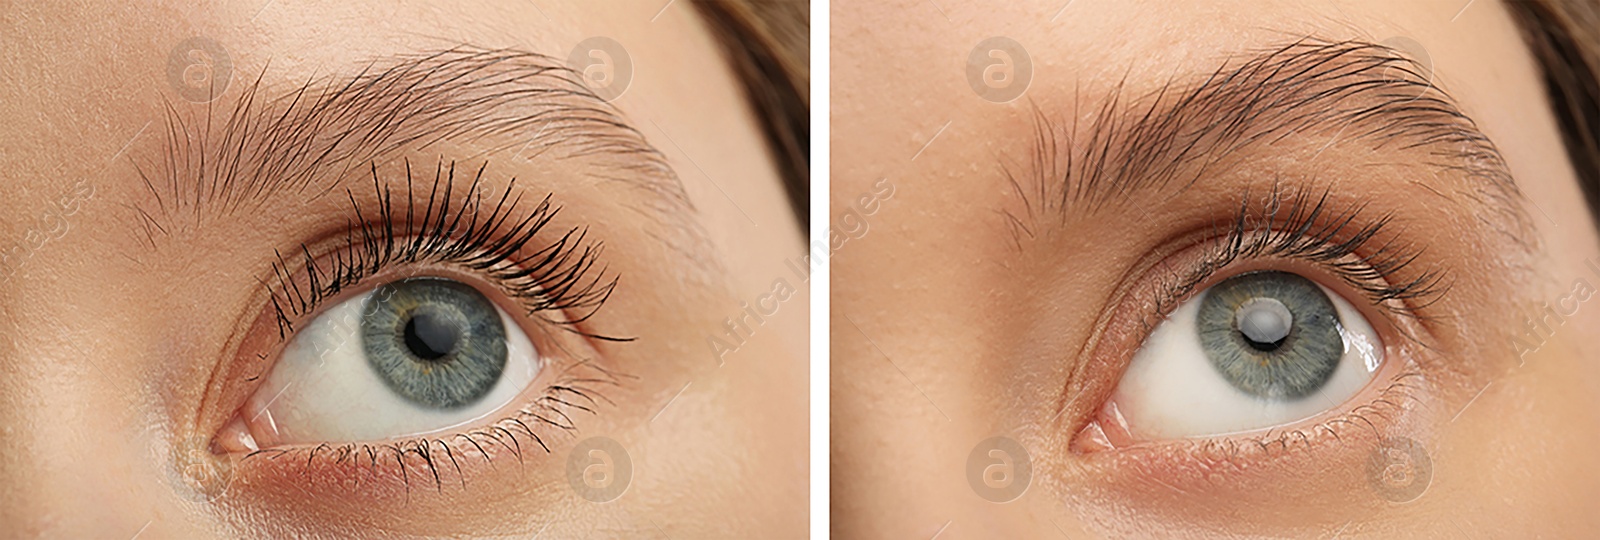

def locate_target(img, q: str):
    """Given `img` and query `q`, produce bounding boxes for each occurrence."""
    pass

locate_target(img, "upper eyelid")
[998,37,1531,245]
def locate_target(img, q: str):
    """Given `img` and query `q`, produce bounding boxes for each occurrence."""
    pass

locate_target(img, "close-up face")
[832,0,1599,538]
[0,1,808,537]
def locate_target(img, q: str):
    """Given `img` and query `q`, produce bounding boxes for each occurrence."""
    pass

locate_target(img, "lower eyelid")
[230,357,618,498]
[239,419,540,494]
[220,428,560,530]
[1052,365,1443,531]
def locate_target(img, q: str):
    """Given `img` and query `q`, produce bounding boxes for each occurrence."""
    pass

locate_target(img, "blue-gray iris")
[362,278,507,409]
[1197,271,1342,400]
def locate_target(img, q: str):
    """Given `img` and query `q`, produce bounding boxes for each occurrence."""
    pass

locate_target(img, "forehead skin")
[0,1,806,538]
[833,0,1599,538]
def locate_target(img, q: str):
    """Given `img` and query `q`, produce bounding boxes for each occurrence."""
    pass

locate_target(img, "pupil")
[1236,298,1292,352]
[403,312,459,360]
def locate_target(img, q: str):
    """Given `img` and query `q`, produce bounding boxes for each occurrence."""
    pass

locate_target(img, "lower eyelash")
[1107,367,1427,467]
[263,158,624,343]
[1237,370,1422,456]
[241,361,627,494]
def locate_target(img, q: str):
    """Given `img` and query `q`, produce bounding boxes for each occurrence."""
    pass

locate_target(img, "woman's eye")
[1104,270,1384,440]
[231,277,540,447]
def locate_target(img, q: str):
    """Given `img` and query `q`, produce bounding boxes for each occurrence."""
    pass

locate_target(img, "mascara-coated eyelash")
[1148,185,1450,335]
[263,159,626,343]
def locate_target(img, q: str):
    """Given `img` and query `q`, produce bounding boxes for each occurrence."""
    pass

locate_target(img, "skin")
[833,0,1600,538]
[0,1,807,538]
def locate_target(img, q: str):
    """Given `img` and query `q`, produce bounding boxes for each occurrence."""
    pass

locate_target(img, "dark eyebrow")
[135,47,691,237]
[1004,38,1532,242]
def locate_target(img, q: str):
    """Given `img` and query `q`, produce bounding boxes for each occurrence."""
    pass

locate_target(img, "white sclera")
[248,288,539,443]
[1111,280,1383,440]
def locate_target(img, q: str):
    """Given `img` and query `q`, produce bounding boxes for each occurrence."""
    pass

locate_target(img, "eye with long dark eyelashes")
[213,160,628,490]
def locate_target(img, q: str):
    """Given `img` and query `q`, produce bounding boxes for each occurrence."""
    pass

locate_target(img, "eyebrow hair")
[134,47,692,240]
[1004,38,1532,243]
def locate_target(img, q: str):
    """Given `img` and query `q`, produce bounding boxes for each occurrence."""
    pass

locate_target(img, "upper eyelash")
[1149,184,1451,333]
[263,158,625,342]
